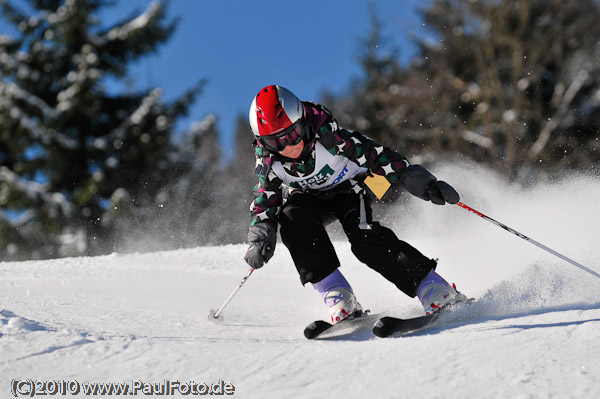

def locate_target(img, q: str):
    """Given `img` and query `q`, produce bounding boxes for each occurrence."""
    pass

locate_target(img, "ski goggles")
[258,120,307,152]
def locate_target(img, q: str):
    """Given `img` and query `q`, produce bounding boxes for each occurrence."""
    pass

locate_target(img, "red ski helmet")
[249,85,304,138]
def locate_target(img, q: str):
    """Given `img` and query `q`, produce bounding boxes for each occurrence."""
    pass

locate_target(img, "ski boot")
[325,287,364,324]
[312,269,365,324]
[417,269,469,315]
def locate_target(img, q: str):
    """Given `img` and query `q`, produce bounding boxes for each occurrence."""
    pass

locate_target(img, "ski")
[373,313,439,338]
[373,300,476,338]
[304,311,379,340]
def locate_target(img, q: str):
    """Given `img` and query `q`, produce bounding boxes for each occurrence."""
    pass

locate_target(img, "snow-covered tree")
[216,115,259,244]
[0,0,204,260]
[415,0,600,180]
[108,112,226,253]
[326,1,600,183]
[322,8,405,149]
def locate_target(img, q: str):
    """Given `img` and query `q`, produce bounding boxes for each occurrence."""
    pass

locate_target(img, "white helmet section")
[249,85,304,138]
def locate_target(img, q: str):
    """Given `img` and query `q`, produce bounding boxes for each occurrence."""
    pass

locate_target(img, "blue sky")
[1,0,429,156]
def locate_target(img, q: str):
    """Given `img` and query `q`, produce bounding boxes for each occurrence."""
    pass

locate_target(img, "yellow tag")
[364,174,391,200]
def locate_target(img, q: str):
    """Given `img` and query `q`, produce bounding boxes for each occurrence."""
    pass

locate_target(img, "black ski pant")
[278,193,437,297]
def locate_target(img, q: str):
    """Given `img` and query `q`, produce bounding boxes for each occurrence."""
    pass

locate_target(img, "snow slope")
[2,164,600,399]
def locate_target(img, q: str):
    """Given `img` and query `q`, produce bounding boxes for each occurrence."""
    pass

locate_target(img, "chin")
[281,145,304,159]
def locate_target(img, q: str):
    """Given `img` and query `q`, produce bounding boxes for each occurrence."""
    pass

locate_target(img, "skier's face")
[279,140,305,159]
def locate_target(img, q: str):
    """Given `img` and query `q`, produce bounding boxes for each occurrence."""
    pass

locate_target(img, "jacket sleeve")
[249,146,283,228]
[316,117,410,183]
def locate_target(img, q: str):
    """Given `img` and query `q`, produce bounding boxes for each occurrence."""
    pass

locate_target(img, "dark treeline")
[1,0,599,261]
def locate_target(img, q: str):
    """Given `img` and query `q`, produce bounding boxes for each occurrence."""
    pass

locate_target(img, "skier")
[244,85,467,324]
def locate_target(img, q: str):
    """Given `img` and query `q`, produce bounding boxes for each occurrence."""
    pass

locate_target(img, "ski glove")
[400,165,460,205]
[244,223,277,269]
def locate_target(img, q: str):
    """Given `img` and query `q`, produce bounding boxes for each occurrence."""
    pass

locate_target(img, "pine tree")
[416,0,600,179]
[324,8,405,149]
[0,0,203,260]
[106,111,227,253]
[217,115,259,244]
[321,8,432,203]
[324,1,600,182]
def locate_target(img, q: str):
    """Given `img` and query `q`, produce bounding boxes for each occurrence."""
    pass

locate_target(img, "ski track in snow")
[1,165,600,398]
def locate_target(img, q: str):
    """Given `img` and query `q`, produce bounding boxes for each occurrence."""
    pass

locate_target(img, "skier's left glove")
[401,165,460,205]
[244,223,277,269]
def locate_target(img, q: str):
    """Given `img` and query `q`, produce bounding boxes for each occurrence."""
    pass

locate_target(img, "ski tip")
[304,322,317,339]
[304,320,332,339]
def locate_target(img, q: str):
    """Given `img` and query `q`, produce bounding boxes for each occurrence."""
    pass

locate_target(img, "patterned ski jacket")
[249,102,410,227]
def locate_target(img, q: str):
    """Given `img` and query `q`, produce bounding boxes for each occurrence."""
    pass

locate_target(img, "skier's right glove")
[244,223,277,269]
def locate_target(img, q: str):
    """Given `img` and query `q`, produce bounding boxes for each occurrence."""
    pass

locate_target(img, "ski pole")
[457,202,600,280]
[208,268,255,322]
